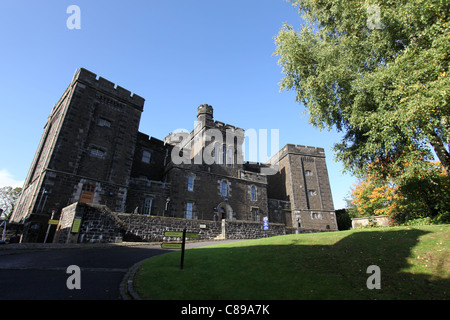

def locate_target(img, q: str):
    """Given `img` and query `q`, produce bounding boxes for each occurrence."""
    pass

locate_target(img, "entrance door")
[80,184,95,204]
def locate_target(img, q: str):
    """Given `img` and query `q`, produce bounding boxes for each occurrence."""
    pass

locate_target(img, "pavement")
[0,239,242,300]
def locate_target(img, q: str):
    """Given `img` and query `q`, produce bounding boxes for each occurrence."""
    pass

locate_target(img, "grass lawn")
[135,224,449,300]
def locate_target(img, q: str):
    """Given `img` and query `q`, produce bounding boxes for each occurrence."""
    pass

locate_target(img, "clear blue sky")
[0,0,357,209]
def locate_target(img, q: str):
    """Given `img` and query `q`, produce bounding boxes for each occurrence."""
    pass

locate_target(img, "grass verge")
[135,225,449,299]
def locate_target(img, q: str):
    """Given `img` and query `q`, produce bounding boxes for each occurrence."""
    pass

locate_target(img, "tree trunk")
[429,132,450,173]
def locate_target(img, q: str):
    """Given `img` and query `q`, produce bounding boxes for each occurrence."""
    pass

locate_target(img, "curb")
[120,259,146,300]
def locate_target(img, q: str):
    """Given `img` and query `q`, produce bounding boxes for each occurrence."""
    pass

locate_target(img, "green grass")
[135,225,450,300]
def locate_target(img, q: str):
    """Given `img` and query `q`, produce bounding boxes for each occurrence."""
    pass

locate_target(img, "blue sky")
[0,0,357,209]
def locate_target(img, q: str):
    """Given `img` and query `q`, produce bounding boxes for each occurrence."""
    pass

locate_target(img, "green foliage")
[0,186,21,220]
[274,0,450,176]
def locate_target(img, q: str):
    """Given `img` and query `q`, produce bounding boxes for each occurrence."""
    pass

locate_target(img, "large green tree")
[274,0,450,176]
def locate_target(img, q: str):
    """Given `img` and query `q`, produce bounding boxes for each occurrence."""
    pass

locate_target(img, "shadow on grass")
[136,228,449,300]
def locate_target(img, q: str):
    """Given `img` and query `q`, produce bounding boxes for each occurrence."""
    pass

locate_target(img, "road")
[0,240,240,300]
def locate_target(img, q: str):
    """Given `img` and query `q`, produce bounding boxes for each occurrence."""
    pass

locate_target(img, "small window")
[250,186,257,201]
[98,118,111,127]
[251,207,259,222]
[305,170,313,176]
[142,150,151,164]
[185,202,194,219]
[80,184,95,204]
[311,212,323,220]
[308,190,317,196]
[90,148,105,159]
[221,181,228,196]
[187,176,194,191]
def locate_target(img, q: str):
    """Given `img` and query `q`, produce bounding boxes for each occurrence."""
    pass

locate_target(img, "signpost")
[161,229,199,269]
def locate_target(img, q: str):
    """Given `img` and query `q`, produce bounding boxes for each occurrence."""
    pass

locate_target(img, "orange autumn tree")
[351,160,450,225]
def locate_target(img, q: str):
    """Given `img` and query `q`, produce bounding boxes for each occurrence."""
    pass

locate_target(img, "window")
[227,147,233,167]
[251,207,259,222]
[142,198,152,215]
[250,186,257,201]
[185,202,194,219]
[90,147,105,159]
[305,170,313,176]
[214,144,220,164]
[142,150,151,164]
[311,212,323,220]
[97,118,111,127]
[80,184,95,204]
[308,189,317,196]
[221,181,228,196]
[187,176,194,191]
[222,144,226,166]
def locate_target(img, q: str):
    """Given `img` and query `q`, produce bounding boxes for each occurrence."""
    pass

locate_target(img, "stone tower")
[267,144,337,231]
[10,68,145,242]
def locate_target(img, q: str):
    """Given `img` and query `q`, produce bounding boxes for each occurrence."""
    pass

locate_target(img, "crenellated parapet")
[73,68,145,110]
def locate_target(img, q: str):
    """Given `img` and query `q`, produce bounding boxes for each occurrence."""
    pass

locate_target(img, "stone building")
[10,68,337,242]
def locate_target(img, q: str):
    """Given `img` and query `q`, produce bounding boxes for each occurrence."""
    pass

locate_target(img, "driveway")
[0,240,241,300]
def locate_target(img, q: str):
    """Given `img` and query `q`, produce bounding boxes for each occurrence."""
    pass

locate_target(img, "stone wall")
[53,202,287,243]
[351,215,390,228]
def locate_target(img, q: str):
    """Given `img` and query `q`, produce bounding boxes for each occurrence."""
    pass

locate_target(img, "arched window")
[250,185,257,201]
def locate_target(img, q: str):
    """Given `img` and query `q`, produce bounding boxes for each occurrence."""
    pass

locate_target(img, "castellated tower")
[10,68,145,242]
[267,145,337,231]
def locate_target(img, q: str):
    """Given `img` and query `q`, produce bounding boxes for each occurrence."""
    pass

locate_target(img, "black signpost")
[161,228,199,270]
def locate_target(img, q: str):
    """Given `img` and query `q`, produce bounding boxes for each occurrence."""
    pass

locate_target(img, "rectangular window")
[222,144,226,166]
[185,202,194,219]
[251,207,259,222]
[227,147,233,167]
[90,148,106,159]
[142,198,153,215]
[80,184,95,204]
[187,176,194,191]
[142,150,151,164]
[221,181,228,196]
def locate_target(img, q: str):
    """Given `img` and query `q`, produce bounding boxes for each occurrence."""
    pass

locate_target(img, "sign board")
[263,216,269,231]
[48,220,59,225]
[161,242,183,249]
[71,218,82,233]
[164,231,199,238]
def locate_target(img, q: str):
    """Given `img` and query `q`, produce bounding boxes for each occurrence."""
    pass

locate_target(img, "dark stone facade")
[10,68,337,243]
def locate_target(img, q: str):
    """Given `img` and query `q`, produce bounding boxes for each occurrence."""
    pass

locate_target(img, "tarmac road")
[0,240,240,300]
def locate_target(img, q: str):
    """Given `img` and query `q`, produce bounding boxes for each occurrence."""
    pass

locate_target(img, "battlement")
[74,68,145,110]
[267,144,325,165]
[213,121,245,134]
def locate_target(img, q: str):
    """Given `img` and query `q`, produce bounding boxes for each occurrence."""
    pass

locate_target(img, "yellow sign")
[164,231,199,238]
[48,220,59,225]
[71,218,82,233]
[161,243,183,249]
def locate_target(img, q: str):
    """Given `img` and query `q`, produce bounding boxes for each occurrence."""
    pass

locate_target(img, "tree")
[0,186,22,220]
[350,160,450,224]
[274,0,450,177]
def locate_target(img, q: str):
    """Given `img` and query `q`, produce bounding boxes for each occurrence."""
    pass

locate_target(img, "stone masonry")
[10,68,337,243]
